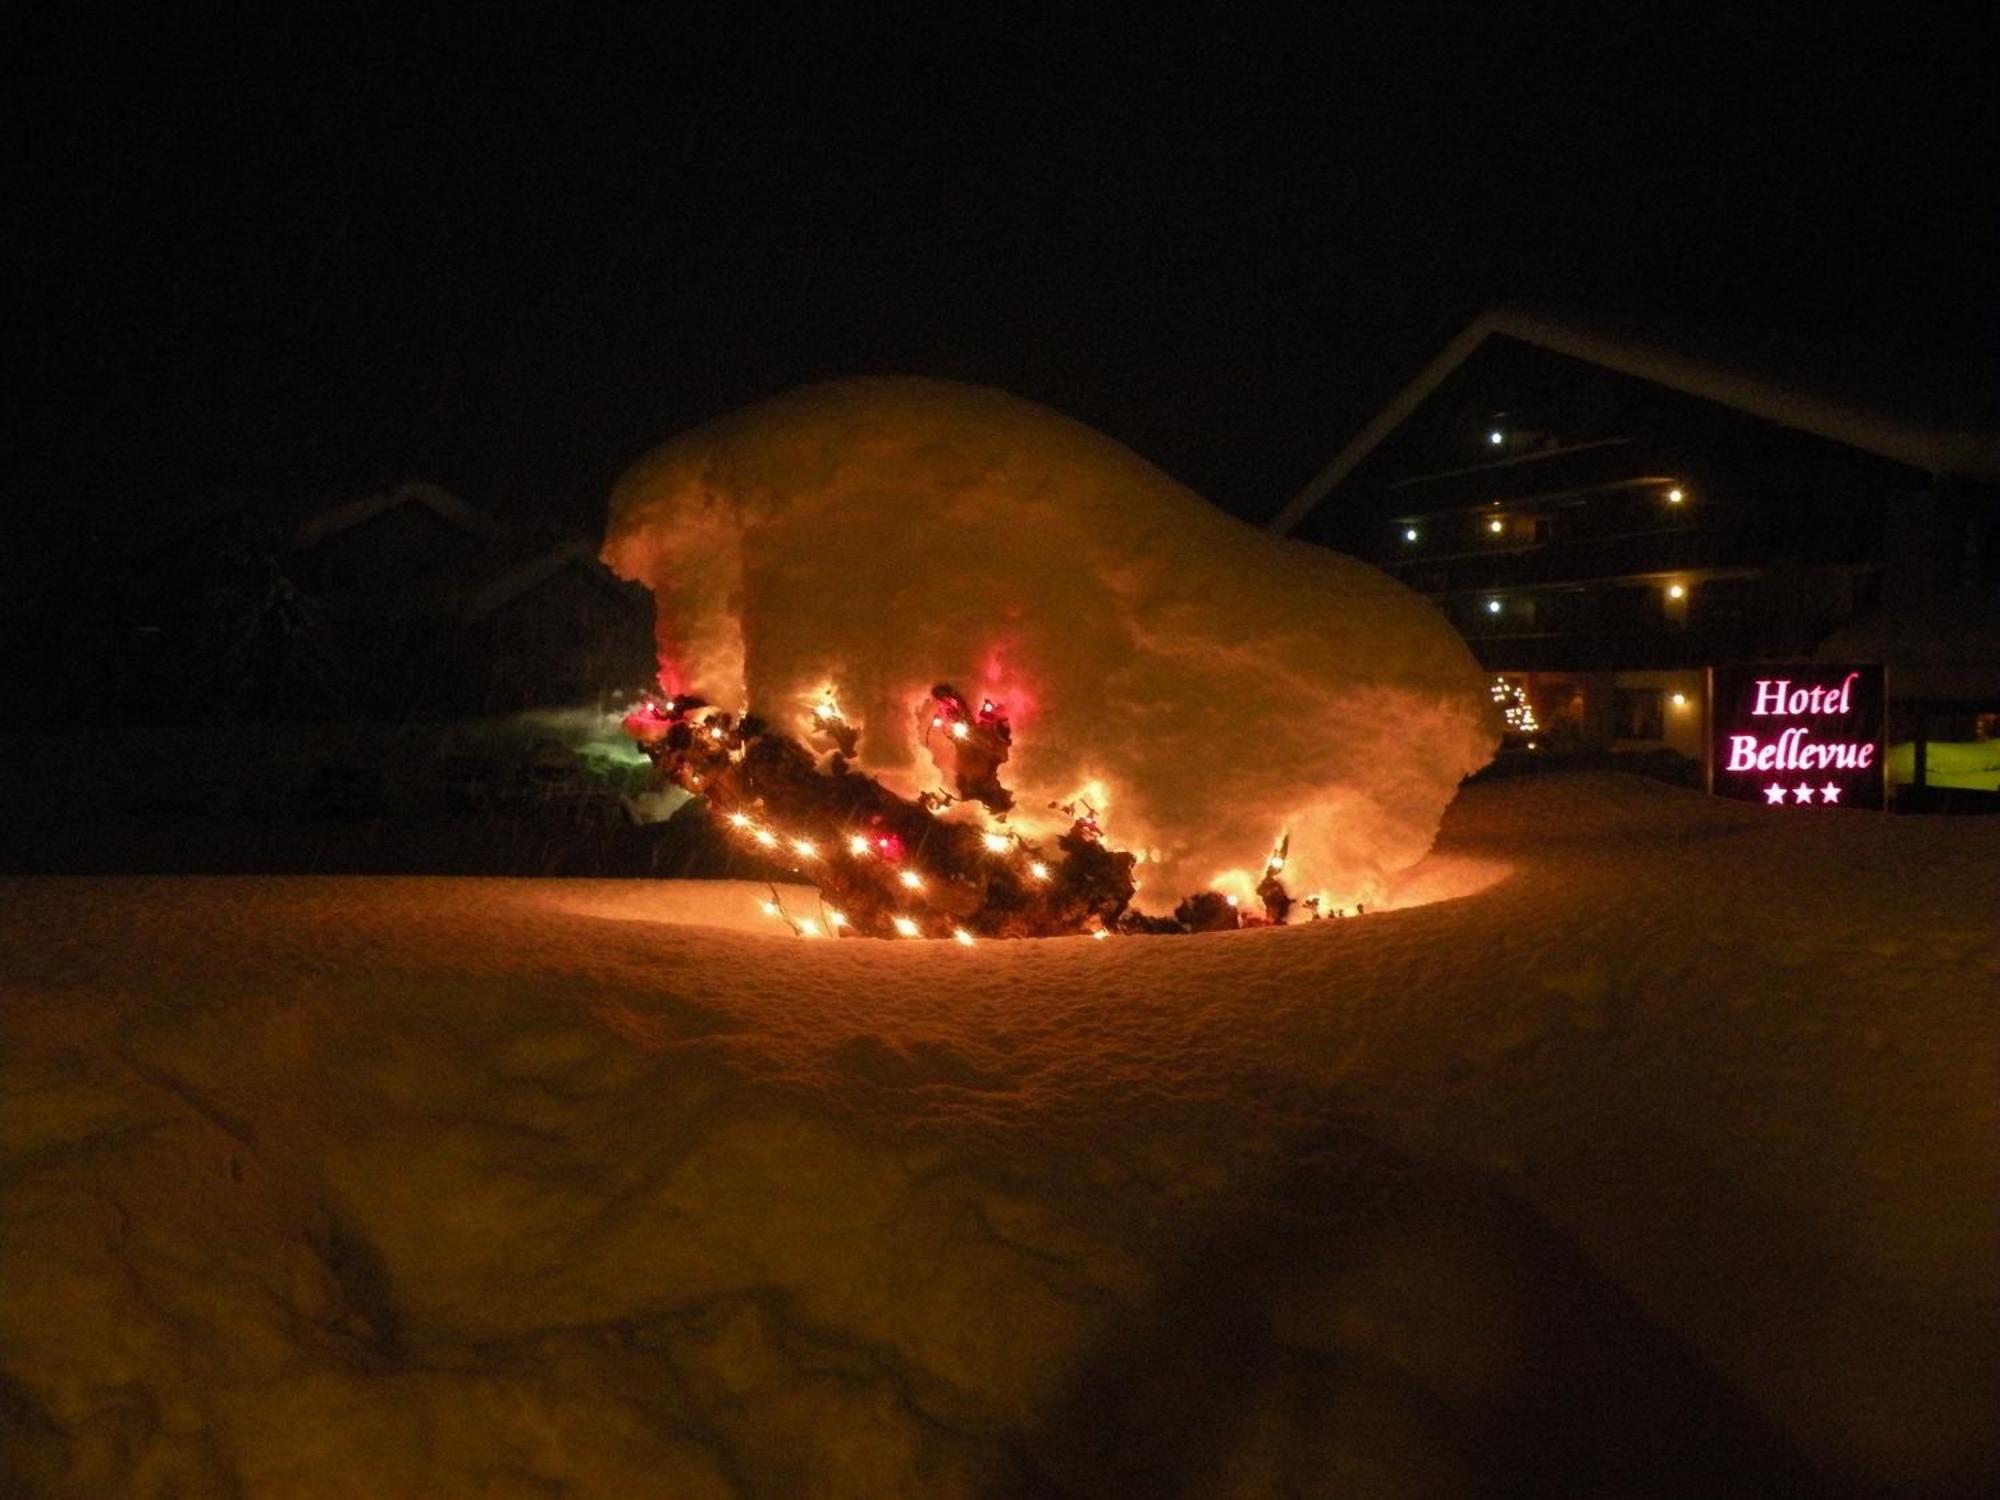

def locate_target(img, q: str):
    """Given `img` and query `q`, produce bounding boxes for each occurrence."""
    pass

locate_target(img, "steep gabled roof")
[292,480,502,549]
[1269,307,2000,535]
[459,537,639,623]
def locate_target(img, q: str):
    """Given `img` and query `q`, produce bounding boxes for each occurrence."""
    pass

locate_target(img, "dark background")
[10,5,1995,551]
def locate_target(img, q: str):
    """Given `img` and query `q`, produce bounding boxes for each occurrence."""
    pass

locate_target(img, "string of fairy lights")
[1490,676,1539,735]
[723,802,1078,945]
[625,683,1360,940]
[626,686,1115,942]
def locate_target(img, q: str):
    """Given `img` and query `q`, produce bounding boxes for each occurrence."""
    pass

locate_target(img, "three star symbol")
[1763,782,1845,805]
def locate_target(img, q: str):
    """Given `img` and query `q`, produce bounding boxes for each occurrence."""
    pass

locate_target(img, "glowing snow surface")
[3,776,1996,1497]
[602,378,1495,912]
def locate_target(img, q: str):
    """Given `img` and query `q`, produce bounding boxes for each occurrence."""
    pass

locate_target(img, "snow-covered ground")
[3,773,1994,1497]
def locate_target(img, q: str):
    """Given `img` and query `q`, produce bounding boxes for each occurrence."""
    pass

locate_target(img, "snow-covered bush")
[603,378,1495,913]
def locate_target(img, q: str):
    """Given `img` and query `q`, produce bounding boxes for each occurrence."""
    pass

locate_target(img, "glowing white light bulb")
[892,916,920,937]
[753,828,777,847]
[949,721,970,740]
[827,911,848,929]
[1667,583,1685,599]
[1225,894,1239,907]
[791,838,818,858]
[952,928,975,946]
[760,900,781,917]
[1671,692,1688,708]
[898,870,923,890]
[1489,429,1505,446]
[727,812,750,828]
[798,919,821,937]
[982,832,1010,853]
[847,835,871,856]
[1486,598,1503,614]
[1091,928,1111,941]
[1028,861,1049,881]
[1667,487,1684,503]
[1488,518,1505,534]
[1403,526,1420,542]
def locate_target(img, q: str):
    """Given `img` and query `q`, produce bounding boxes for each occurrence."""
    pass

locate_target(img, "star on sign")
[1764,783,1788,804]
[1793,783,1816,803]
[1820,782,1842,804]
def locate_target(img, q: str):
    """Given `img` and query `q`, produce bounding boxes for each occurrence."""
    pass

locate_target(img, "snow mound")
[603,378,1495,911]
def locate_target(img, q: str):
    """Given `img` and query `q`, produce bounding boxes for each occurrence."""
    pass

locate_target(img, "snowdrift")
[602,378,1495,912]
[3,775,1996,1497]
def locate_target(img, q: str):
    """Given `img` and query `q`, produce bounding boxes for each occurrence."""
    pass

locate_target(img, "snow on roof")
[291,479,502,550]
[2,773,1994,1493]
[457,536,638,623]
[1270,306,2000,534]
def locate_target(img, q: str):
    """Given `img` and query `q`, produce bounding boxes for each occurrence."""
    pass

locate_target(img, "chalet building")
[291,481,655,717]
[291,479,501,601]
[95,481,651,724]
[1271,308,2000,797]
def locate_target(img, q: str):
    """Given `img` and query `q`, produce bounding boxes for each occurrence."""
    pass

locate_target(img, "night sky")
[12,7,1995,551]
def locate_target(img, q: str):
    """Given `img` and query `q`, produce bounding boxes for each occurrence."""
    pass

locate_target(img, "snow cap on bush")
[604,377,1495,910]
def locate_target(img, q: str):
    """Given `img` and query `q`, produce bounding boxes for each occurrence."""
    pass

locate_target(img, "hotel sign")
[1711,663,1885,808]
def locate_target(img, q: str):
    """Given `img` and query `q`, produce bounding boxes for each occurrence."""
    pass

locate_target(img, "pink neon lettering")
[1750,673,1866,718]
[1726,736,1874,773]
